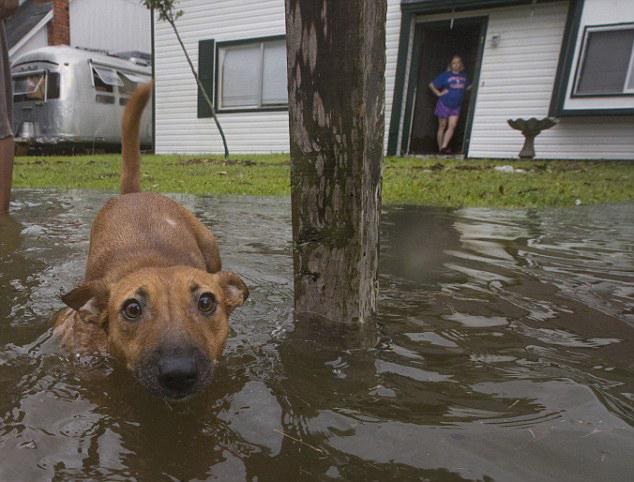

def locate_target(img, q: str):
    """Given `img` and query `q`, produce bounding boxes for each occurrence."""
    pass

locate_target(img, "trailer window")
[13,71,59,103]
[13,73,46,101]
[47,72,60,100]
[118,71,146,95]
[96,94,115,104]
[92,66,122,94]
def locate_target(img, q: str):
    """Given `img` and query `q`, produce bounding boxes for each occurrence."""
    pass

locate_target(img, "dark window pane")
[93,67,115,93]
[96,94,115,104]
[47,72,60,100]
[577,28,634,95]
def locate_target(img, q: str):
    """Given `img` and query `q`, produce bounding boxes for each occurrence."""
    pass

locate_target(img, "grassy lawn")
[12,153,634,208]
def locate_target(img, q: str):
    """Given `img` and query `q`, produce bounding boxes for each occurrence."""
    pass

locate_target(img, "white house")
[152,0,634,160]
[7,0,151,60]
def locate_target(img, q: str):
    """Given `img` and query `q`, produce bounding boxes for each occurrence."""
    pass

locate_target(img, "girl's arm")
[429,82,447,97]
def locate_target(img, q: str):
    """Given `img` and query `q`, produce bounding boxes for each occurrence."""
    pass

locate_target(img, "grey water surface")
[1,190,633,481]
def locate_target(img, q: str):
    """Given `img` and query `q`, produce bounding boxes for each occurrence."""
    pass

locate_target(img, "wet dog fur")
[53,82,248,400]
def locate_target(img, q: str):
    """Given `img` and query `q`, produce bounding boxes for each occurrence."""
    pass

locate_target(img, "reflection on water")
[1,190,633,481]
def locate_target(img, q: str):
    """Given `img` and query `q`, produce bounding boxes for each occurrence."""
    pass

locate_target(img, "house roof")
[5,0,53,50]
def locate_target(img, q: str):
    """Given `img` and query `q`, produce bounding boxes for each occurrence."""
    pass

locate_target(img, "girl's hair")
[447,55,464,71]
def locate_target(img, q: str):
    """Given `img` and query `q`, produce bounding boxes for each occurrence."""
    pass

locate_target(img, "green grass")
[382,157,634,207]
[12,153,634,208]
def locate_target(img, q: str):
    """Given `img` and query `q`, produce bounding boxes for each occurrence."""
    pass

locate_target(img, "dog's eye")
[198,293,217,314]
[122,299,142,321]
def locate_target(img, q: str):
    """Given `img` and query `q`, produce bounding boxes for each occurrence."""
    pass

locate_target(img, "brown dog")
[53,82,248,400]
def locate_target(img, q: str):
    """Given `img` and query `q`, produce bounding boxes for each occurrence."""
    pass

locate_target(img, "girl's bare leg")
[441,115,459,151]
[437,118,448,152]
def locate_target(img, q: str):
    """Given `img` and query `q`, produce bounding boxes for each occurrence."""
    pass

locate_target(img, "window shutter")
[197,39,215,118]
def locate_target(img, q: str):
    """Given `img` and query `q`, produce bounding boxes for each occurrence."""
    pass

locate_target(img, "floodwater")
[1,190,633,482]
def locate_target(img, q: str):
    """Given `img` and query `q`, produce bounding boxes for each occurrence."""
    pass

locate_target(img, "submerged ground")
[12,154,634,208]
[4,152,634,479]
[1,191,633,480]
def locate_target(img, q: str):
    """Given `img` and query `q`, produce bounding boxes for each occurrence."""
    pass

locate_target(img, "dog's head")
[61,266,248,400]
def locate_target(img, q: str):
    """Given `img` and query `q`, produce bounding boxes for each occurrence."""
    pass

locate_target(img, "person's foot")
[440,147,452,155]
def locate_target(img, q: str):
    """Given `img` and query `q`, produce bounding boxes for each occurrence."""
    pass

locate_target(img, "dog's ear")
[61,280,109,324]
[217,272,249,314]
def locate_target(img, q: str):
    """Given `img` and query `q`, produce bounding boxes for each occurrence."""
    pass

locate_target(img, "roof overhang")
[401,0,559,14]
[8,10,53,58]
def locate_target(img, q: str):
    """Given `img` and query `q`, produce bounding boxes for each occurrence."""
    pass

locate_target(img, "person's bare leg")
[0,136,14,214]
[437,118,447,152]
[441,116,459,151]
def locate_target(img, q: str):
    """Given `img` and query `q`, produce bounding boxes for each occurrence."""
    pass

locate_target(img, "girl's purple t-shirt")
[432,71,469,108]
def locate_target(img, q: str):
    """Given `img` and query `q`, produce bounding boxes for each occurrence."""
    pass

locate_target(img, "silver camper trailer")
[11,46,152,152]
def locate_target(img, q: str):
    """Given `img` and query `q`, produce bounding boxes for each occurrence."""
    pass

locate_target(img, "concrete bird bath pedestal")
[507,117,557,160]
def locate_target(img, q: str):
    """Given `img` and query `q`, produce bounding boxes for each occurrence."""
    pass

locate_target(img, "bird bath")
[507,117,557,159]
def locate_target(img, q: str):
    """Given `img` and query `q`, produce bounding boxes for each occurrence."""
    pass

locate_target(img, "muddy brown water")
[1,190,633,481]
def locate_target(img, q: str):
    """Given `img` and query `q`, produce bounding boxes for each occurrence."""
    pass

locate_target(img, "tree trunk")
[285,0,386,323]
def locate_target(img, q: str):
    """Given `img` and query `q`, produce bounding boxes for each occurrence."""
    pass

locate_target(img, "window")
[96,94,115,104]
[47,72,60,100]
[14,72,46,101]
[118,71,150,97]
[91,64,150,105]
[217,38,287,110]
[574,24,634,96]
[13,71,60,103]
[92,65,122,101]
[118,71,150,104]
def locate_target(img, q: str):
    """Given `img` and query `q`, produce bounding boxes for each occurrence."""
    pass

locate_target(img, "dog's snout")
[136,344,214,399]
[158,352,198,395]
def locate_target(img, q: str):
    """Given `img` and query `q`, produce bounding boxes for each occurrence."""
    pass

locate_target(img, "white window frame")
[216,37,288,112]
[573,23,634,97]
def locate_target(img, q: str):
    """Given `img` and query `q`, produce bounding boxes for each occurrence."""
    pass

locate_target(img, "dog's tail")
[120,81,153,194]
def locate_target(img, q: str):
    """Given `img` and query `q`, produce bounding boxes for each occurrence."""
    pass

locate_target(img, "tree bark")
[285,0,386,323]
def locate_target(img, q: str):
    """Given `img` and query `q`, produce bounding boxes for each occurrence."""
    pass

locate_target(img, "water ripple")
[1,192,633,481]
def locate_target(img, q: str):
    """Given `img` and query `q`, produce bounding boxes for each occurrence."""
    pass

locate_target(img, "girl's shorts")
[434,99,461,119]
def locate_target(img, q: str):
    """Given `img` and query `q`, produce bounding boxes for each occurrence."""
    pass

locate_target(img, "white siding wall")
[9,24,48,61]
[154,0,401,154]
[464,1,634,160]
[156,0,633,159]
[384,0,402,153]
[70,0,151,53]
[154,0,287,154]
[468,2,570,159]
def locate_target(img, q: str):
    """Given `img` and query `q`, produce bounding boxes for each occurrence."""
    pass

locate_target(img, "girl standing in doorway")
[429,55,470,154]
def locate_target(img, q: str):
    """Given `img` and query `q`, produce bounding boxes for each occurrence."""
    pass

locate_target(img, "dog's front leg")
[181,210,222,273]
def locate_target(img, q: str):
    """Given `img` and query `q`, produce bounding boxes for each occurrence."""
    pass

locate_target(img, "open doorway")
[406,17,487,156]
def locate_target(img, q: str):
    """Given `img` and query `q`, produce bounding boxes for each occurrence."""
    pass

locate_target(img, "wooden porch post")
[285,0,387,323]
